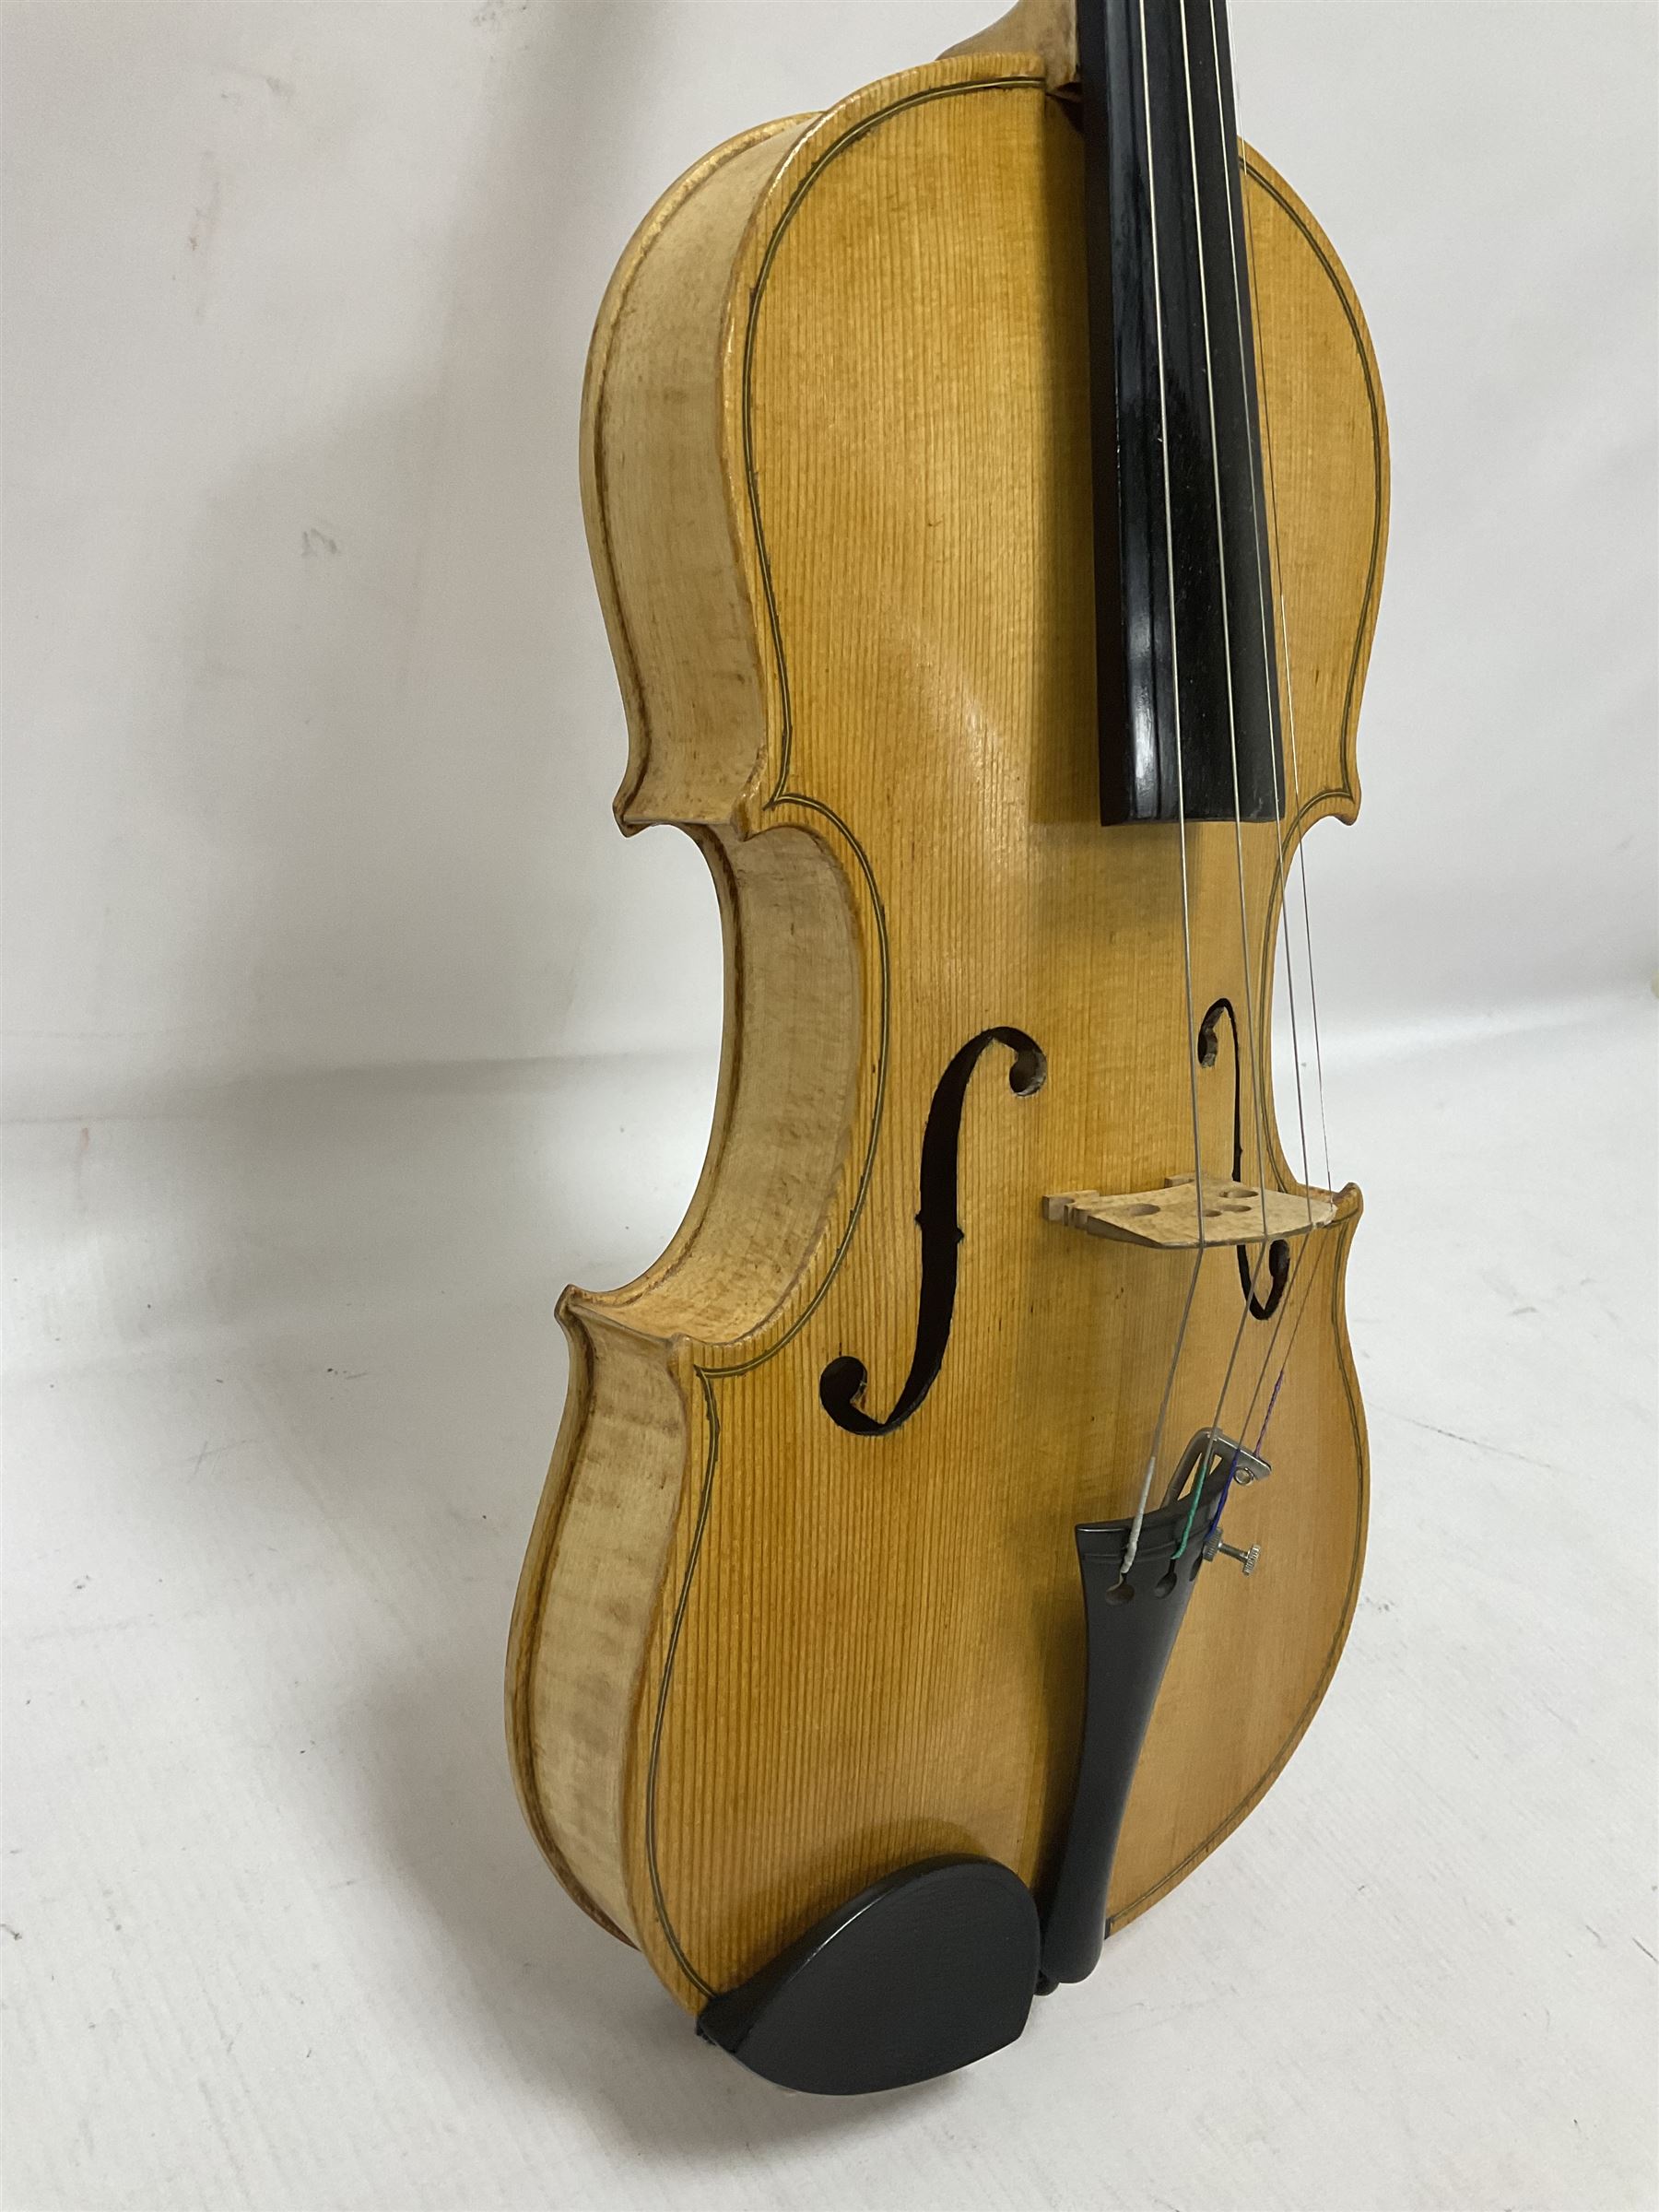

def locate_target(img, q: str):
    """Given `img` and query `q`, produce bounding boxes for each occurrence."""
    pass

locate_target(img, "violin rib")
[509,47,1388,2022]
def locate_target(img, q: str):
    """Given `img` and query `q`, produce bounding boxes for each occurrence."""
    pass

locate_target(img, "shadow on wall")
[155,0,736,1112]
[170,1063,921,2153]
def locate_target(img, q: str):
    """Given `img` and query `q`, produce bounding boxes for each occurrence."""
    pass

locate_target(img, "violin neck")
[954,0,1288,828]
[1083,0,1285,824]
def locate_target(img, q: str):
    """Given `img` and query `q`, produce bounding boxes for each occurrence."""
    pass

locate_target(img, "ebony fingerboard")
[1079,0,1285,825]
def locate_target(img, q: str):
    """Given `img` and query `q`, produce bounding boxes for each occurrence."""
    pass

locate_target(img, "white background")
[3,5,1655,2209]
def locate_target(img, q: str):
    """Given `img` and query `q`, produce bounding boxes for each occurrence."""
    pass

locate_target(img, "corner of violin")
[504,1292,621,1940]
[578,111,809,840]
[1241,142,1391,838]
[581,46,1058,849]
[507,1288,702,1951]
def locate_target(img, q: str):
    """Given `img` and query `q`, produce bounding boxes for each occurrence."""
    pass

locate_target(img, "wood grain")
[945,0,1078,87]
[509,48,1389,2013]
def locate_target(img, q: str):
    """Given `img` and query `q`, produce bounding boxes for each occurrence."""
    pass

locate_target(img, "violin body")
[509,29,1386,2053]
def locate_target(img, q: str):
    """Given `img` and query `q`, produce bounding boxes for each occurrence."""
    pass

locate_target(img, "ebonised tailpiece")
[697,1440,1254,2094]
[1038,1438,1239,1987]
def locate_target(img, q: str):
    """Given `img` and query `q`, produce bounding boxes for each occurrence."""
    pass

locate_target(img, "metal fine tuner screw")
[1207,1537,1261,1577]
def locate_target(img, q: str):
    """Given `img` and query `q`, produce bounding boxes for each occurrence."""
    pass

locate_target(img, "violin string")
[1196,1277,1304,1556]
[1235,1216,1324,1471]
[1174,0,1273,1264]
[1199,0,1318,1237]
[1172,1219,1311,1568]
[1251,1241,1323,1451]
[1181,1212,1325,1574]
[1121,0,1209,1583]
[1165,0,1285,1518]
[1196,0,1328,1470]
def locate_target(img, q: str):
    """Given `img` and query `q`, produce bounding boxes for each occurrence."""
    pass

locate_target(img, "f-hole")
[1196,996,1288,1323]
[819,1027,1047,1438]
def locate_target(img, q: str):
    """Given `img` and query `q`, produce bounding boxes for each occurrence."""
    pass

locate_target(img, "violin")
[509,0,1387,2094]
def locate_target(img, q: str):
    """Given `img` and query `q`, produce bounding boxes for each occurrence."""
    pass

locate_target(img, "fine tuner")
[1210,1538,1264,1577]
[508,0,1385,2096]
